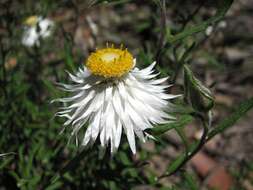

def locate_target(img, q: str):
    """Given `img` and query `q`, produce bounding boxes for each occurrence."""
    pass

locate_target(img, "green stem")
[158,117,208,179]
[155,0,167,65]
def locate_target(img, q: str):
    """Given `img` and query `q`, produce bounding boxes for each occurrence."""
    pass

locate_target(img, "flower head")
[24,16,38,26]
[86,45,133,78]
[54,45,179,154]
[22,16,54,47]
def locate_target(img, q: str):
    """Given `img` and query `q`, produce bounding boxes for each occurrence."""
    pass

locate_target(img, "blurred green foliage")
[1,0,252,189]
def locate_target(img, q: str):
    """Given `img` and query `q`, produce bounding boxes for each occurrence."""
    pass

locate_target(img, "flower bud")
[184,65,214,113]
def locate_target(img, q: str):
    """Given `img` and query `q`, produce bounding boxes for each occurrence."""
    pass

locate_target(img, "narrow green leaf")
[166,0,233,44]
[175,127,189,153]
[0,152,16,157]
[179,42,196,63]
[207,97,253,140]
[183,172,198,190]
[50,148,88,184]
[165,141,198,176]
[160,187,178,190]
[0,157,13,169]
[90,0,132,6]
[108,180,117,190]
[118,152,131,166]
[45,181,63,190]
[149,114,193,136]
[42,79,60,98]
[64,41,75,72]
[166,154,185,175]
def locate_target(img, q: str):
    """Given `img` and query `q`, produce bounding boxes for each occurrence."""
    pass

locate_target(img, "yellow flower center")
[86,46,134,78]
[24,16,38,26]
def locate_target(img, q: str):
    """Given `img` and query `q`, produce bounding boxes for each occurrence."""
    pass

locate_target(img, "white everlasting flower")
[53,45,179,154]
[22,16,54,47]
[205,26,213,36]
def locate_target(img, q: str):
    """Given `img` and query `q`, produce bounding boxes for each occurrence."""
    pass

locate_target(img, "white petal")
[54,60,179,154]
[114,119,122,150]
[90,111,101,141]
[124,122,136,154]
[82,126,92,146]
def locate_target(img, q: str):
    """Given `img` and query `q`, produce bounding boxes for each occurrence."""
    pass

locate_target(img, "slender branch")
[158,116,209,179]
[170,1,204,84]
[181,0,205,30]
[155,0,167,65]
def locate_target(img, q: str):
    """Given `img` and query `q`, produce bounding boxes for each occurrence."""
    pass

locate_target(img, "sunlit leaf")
[148,114,193,136]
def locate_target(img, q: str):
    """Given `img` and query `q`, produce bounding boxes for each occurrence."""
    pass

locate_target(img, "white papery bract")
[22,16,54,47]
[54,61,179,154]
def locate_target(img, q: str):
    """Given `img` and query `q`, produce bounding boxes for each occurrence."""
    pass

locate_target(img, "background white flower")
[53,46,179,154]
[22,16,54,47]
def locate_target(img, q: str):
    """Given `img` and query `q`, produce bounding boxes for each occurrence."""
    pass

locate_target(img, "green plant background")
[1,0,253,189]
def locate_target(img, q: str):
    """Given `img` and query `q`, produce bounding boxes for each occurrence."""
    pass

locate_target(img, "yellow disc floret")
[24,16,39,26]
[86,46,134,78]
